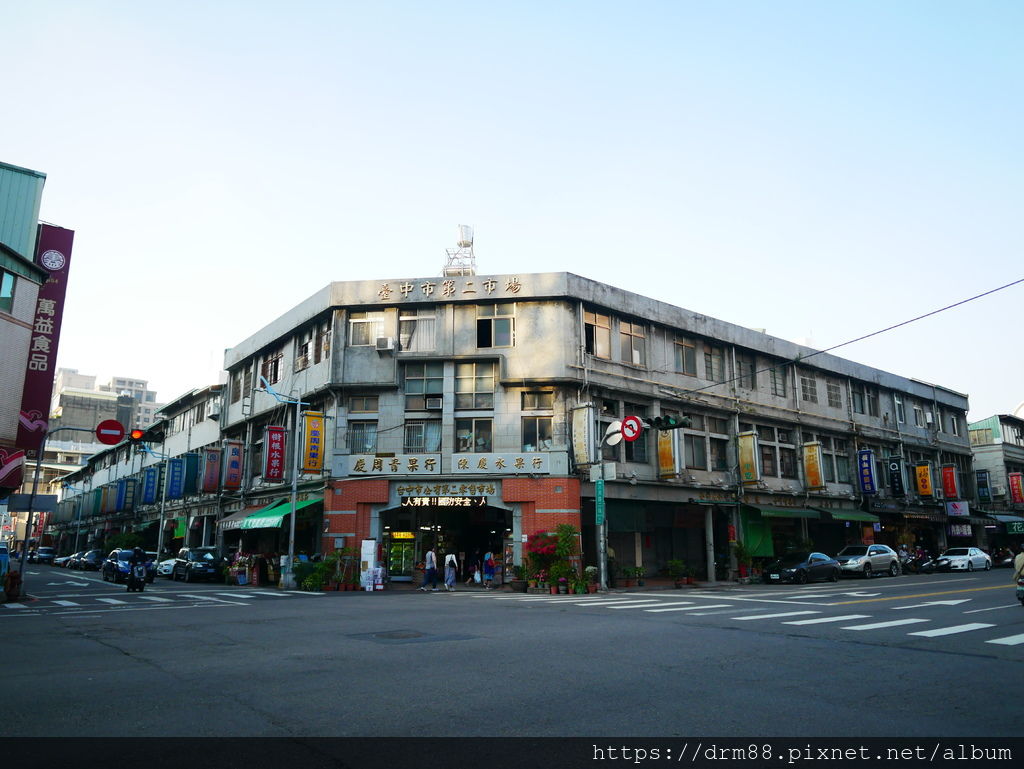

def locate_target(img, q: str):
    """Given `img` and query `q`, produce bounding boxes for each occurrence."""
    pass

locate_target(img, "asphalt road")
[2,565,1021,738]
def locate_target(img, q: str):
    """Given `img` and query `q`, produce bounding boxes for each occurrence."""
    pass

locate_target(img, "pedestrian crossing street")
[1,589,323,615]
[452,591,1024,648]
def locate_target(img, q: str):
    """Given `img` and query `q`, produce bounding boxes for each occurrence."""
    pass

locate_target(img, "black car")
[172,547,221,583]
[102,550,157,584]
[77,549,105,571]
[763,551,841,584]
[65,551,86,569]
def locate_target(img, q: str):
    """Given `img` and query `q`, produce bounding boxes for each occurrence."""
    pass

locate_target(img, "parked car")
[32,546,56,565]
[172,547,220,582]
[157,558,176,578]
[102,550,157,583]
[66,551,87,569]
[53,553,75,568]
[835,544,900,578]
[77,549,105,571]
[763,551,841,584]
[935,547,992,572]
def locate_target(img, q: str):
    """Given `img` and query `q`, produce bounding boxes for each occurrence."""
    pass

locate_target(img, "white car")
[935,547,991,572]
[157,558,176,578]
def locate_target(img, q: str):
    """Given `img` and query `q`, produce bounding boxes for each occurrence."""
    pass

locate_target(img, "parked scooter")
[126,562,147,592]
[903,554,935,575]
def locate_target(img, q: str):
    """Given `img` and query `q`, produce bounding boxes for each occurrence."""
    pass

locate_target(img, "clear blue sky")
[3,1,1021,419]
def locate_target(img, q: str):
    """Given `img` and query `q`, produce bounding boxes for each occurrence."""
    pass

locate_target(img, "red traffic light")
[129,429,146,442]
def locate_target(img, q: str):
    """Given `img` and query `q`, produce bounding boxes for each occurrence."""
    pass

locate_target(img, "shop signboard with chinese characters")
[264,426,286,481]
[948,523,972,538]
[372,275,524,304]
[302,412,325,472]
[914,463,934,497]
[976,470,992,502]
[201,448,221,493]
[223,440,243,489]
[887,456,906,497]
[395,483,498,501]
[348,455,441,475]
[1009,472,1024,504]
[738,432,759,485]
[657,430,679,479]
[857,450,877,494]
[165,458,185,500]
[141,467,159,504]
[802,442,825,490]
[941,465,960,500]
[946,501,969,517]
[450,453,550,475]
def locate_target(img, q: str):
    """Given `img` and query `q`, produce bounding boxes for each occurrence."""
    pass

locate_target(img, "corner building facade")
[221,272,975,583]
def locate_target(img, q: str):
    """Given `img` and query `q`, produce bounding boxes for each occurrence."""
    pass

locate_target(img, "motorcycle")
[1016,576,1024,607]
[126,562,147,593]
[904,554,935,575]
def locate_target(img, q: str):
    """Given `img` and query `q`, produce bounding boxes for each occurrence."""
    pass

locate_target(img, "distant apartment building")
[968,413,1024,546]
[50,368,164,434]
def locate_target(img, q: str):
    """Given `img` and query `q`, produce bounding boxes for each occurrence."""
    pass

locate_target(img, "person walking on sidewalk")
[419,546,438,591]
[444,552,458,592]
[483,548,496,589]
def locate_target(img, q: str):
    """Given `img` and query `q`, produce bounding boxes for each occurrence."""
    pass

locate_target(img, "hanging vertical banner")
[264,426,287,481]
[115,479,136,512]
[1009,472,1024,504]
[975,470,991,502]
[165,457,185,500]
[914,463,934,497]
[802,442,825,490]
[16,224,75,454]
[0,449,25,491]
[141,466,159,504]
[201,447,222,493]
[657,430,678,479]
[941,465,960,500]
[857,450,877,494]
[223,440,243,489]
[887,456,906,497]
[738,432,759,485]
[302,411,325,472]
[571,405,596,467]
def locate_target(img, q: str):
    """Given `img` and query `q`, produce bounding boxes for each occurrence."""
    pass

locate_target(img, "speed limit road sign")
[621,415,643,442]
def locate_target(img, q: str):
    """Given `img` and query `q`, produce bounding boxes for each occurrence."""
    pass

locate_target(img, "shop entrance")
[381,502,511,582]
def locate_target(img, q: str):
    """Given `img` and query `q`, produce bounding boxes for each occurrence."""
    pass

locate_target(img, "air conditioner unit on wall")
[425,396,443,410]
[925,412,934,425]
[375,337,395,352]
[992,485,1006,496]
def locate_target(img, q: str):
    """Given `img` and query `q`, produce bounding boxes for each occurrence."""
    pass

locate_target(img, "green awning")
[743,504,820,520]
[819,510,880,523]
[238,497,323,530]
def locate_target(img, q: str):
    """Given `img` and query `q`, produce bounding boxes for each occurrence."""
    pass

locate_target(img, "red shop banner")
[1009,472,1024,505]
[264,426,287,481]
[941,465,959,500]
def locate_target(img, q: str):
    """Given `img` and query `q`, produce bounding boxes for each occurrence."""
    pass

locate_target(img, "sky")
[3,1,1022,420]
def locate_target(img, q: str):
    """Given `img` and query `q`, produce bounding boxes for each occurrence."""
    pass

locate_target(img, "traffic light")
[128,429,146,443]
[128,426,165,445]
[647,414,691,431]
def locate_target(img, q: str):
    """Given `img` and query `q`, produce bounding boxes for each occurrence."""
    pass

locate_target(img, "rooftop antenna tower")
[443,224,476,276]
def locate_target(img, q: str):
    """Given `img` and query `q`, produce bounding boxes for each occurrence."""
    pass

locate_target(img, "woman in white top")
[444,553,458,592]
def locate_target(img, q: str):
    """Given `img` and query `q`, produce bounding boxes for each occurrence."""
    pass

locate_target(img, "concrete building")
[49,368,165,435]
[968,414,1024,548]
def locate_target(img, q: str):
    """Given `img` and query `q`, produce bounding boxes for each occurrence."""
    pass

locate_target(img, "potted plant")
[633,566,646,587]
[733,541,753,580]
[584,565,599,593]
[685,565,697,585]
[548,561,571,594]
[666,559,687,588]
[510,564,528,593]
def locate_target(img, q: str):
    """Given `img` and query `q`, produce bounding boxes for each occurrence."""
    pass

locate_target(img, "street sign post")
[621,415,643,442]
[95,419,125,445]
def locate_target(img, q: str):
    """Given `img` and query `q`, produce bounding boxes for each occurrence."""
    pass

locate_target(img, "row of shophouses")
[50,272,1024,583]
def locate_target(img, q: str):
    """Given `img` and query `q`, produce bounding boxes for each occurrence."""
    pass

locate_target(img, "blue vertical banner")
[123,478,136,511]
[976,469,991,502]
[115,479,128,511]
[165,457,185,500]
[141,467,159,504]
[857,450,876,494]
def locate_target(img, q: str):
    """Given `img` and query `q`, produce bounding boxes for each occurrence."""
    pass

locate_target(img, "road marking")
[53,600,79,606]
[840,618,930,630]
[832,585,1008,605]
[784,614,871,625]
[985,633,1024,646]
[891,600,971,610]
[2,603,29,609]
[178,594,250,605]
[908,623,995,637]
[732,611,820,621]
[645,604,731,613]
[603,600,669,608]
[570,599,642,606]
[97,598,127,605]
[964,604,1021,614]
[138,596,173,602]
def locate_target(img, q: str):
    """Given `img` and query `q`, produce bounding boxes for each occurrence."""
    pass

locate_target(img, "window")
[260,352,282,385]
[685,434,707,469]
[230,371,242,404]
[399,308,435,352]
[800,374,818,404]
[709,438,729,471]
[760,444,777,476]
[314,321,331,363]
[737,353,757,390]
[456,418,492,453]
[349,311,384,346]
[522,391,554,410]
[949,414,960,437]
[477,303,514,348]
[404,421,441,453]
[779,447,798,478]
[675,340,697,376]
[522,416,553,451]
[294,329,312,371]
[349,395,378,413]
[893,394,905,424]
[866,387,880,417]
[969,428,992,446]
[707,416,729,435]
[704,345,725,382]
[826,381,842,410]
[769,364,788,397]
[455,362,495,409]
[812,434,851,484]
[584,310,611,358]
[0,270,14,314]
[348,422,377,454]
[623,403,648,462]
[619,321,646,366]
[403,362,443,410]
[913,406,925,427]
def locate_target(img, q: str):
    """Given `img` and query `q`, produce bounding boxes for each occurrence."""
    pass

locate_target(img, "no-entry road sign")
[621,415,643,442]
[95,419,125,445]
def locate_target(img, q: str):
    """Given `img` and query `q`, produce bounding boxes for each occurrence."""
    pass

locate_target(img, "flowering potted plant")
[534,569,548,590]
[584,565,599,593]
[667,559,687,588]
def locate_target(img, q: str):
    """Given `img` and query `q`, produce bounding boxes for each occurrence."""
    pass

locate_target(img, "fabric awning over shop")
[813,508,880,523]
[218,499,285,531]
[742,504,820,520]
[238,497,323,530]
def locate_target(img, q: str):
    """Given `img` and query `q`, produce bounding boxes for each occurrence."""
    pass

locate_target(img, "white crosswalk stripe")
[985,633,1024,646]
[840,618,930,631]
[909,623,995,637]
[137,596,173,602]
[96,598,127,605]
[605,601,669,609]
[783,614,870,625]
[53,600,79,606]
[732,611,820,621]
[2,603,29,609]
[645,604,731,613]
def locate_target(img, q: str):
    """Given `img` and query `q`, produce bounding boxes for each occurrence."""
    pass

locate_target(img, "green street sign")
[1007,521,1024,535]
[595,477,605,526]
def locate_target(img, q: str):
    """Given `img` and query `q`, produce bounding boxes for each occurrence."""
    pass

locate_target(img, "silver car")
[835,544,900,578]
[935,547,991,572]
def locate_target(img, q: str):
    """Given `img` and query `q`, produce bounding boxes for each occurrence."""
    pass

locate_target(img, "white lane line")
[784,614,871,625]
[53,600,80,606]
[645,604,731,613]
[964,604,1021,614]
[606,601,679,609]
[567,599,638,606]
[217,592,258,598]
[841,618,930,631]
[96,598,127,605]
[909,623,995,637]
[732,611,821,621]
[3,603,30,609]
[985,633,1024,646]
[137,596,173,602]
[178,594,250,605]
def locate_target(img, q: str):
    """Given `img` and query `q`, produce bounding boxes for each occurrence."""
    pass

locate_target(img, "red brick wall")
[321,478,389,554]
[503,476,582,536]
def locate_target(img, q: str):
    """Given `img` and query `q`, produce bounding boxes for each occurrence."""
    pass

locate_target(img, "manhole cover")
[348,629,476,645]
[374,630,424,640]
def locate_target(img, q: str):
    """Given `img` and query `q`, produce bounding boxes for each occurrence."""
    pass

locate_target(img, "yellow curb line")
[831,585,1011,605]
